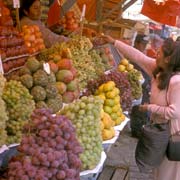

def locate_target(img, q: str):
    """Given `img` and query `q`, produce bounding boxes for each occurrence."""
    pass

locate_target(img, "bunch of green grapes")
[60,95,103,170]
[2,80,35,143]
[127,70,142,100]
[0,74,8,146]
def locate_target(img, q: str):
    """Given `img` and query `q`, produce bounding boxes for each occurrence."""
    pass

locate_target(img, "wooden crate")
[97,165,129,180]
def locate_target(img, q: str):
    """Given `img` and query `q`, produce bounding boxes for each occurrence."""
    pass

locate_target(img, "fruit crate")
[80,151,106,180]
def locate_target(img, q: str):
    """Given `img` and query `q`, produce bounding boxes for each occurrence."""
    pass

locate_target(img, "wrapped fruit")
[7,108,83,180]
[96,81,125,126]
[59,96,103,170]
[59,10,79,32]
[21,25,45,54]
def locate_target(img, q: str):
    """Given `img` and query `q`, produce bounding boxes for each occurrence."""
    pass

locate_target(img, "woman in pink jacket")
[101,35,180,180]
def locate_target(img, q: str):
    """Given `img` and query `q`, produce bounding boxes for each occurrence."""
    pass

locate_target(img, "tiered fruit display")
[49,57,80,103]
[59,96,103,170]
[13,57,63,113]
[38,35,108,90]
[0,3,29,74]
[7,108,83,180]
[2,80,35,143]
[21,25,45,54]
[0,74,8,146]
[83,70,132,112]
[60,11,79,32]
[101,110,115,141]
[95,81,125,125]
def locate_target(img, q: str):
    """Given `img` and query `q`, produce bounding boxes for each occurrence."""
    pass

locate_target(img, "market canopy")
[141,0,180,27]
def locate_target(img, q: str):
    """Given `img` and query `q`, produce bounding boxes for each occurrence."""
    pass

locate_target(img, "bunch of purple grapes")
[7,108,83,180]
[83,70,132,112]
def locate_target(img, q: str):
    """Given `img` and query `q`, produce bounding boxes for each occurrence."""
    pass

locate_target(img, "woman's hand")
[139,104,148,112]
[100,34,115,45]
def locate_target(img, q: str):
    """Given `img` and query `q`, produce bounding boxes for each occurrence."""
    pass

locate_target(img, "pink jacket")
[115,40,180,134]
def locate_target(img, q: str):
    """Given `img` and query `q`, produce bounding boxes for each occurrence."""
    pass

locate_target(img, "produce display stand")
[80,151,106,180]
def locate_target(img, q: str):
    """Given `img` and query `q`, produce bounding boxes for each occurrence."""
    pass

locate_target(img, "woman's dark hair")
[19,0,37,19]
[153,38,180,90]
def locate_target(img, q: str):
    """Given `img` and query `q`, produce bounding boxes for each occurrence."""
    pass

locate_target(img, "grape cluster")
[83,70,132,112]
[127,70,142,100]
[60,96,103,170]
[2,80,35,144]
[7,108,83,180]
[0,74,8,146]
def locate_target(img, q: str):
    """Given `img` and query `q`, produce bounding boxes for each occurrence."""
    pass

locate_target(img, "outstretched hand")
[100,34,115,45]
[139,104,148,112]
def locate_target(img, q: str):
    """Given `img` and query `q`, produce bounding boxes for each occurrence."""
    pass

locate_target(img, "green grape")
[59,95,103,170]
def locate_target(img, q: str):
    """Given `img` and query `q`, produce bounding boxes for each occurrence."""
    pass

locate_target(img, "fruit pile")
[12,57,63,113]
[0,2,13,27]
[128,70,142,100]
[48,57,80,104]
[117,58,134,72]
[2,80,35,143]
[21,25,45,54]
[7,108,83,180]
[83,70,132,112]
[0,3,28,74]
[95,81,125,126]
[38,35,107,90]
[0,74,8,146]
[101,110,115,141]
[60,11,79,32]
[60,96,103,170]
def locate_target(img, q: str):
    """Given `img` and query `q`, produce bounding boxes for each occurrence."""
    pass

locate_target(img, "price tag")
[13,0,20,8]
[43,63,50,74]
[0,55,4,74]
[80,4,86,21]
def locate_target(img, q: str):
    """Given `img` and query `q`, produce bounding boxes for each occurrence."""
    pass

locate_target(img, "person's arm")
[114,40,156,77]
[144,76,180,120]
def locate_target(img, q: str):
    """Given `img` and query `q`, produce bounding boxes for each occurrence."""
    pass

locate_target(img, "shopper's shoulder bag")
[167,131,180,161]
[166,74,180,161]
[135,121,170,172]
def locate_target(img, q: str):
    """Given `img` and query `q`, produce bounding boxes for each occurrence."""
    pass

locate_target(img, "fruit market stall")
[0,1,144,180]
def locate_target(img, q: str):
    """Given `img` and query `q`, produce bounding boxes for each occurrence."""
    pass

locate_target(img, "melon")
[56,70,73,83]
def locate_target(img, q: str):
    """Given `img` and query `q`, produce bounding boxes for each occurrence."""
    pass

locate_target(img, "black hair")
[153,38,180,90]
[19,0,37,19]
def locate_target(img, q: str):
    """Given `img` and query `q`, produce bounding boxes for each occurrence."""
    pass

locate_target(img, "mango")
[102,129,113,140]
[104,106,112,114]
[104,99,115,107]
